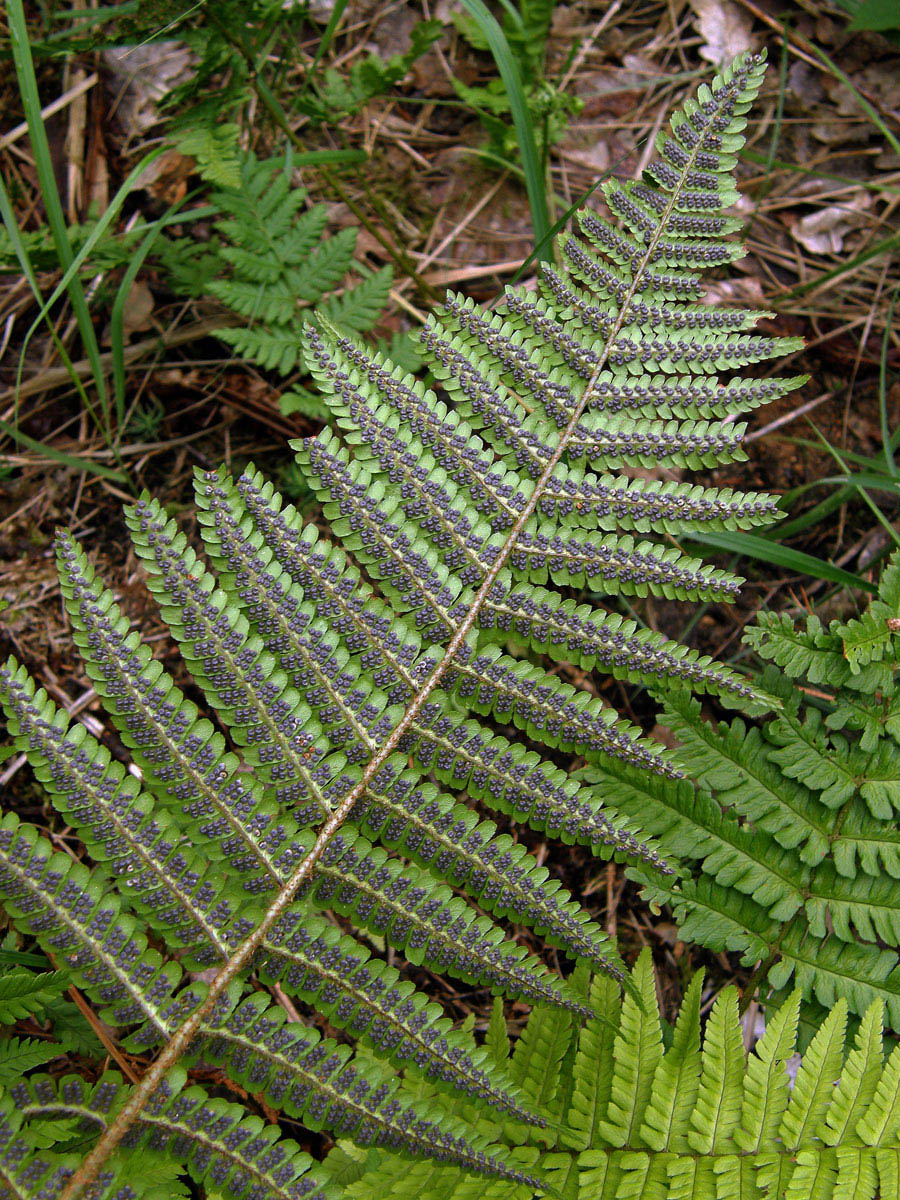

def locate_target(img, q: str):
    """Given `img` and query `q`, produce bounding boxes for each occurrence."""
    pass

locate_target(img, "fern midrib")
[58,66,749,1199]
[21,708,505,1090]
[213,492,627,835]
[228,499,605,818]
[198,512,609,938]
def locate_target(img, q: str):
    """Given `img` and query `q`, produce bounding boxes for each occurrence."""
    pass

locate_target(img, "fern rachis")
[0,51,807,1200]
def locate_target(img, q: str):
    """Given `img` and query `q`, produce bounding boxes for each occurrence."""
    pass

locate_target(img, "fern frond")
[203,154,392,379]
[334,954,900,1200]
[620,553,900,1034]
[563,974,621,1151]
[688,987,743,1154]
[0,50,809,1192]
[318,267,394,332]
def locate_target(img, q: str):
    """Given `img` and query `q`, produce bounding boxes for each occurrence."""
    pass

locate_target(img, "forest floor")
[1,0,899,1075]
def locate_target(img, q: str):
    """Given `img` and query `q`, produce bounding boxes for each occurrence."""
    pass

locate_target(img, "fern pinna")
[586,552,900,1042]
[0,52,802,1200]
[335,950,900,1200]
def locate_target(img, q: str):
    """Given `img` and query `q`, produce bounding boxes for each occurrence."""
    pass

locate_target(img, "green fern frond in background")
[0,52,812,1199]
[329,950,900,1200]
[585,550,900,1038]
[197,152,394,414]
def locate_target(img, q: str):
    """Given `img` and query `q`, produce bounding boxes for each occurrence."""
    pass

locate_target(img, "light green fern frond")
[205,153,393,378]
[332,951,900,1200]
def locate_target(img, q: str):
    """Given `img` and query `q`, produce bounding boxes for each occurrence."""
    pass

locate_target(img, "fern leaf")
[0,1038,65,1085]
[216,325,304,374]
[0,968,68,1024]
[687,987,743,1154]
[0,815,194,1047]
[197,993,540,1180]
[735,990,799,1154]
[290,227,358,301]
[171,123,241,188]
[659,688,832,864]
[202,155,390,383]
[639,970,703,1152]
[780,1001,848,1151]
[0,659,241,968]
[563,974,621,1152]
[743,612,853,688]
[595,949,662,1147]
[820,1001,884,1148]
[508,1000,572,1116]
[835,549,900,673]
[855,1040,900,1147]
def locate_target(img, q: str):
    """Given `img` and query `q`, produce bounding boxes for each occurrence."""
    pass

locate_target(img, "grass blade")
[457,0,550,257]
[682,530,877,594]
[7,0,111,436]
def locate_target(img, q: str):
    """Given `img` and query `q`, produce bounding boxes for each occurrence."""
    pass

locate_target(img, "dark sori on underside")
[0,49,820,1200]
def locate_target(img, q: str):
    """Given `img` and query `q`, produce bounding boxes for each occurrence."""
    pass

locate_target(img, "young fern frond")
[203,153,393,377]
[0,51,805,1198]
[330,952,900,1200]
